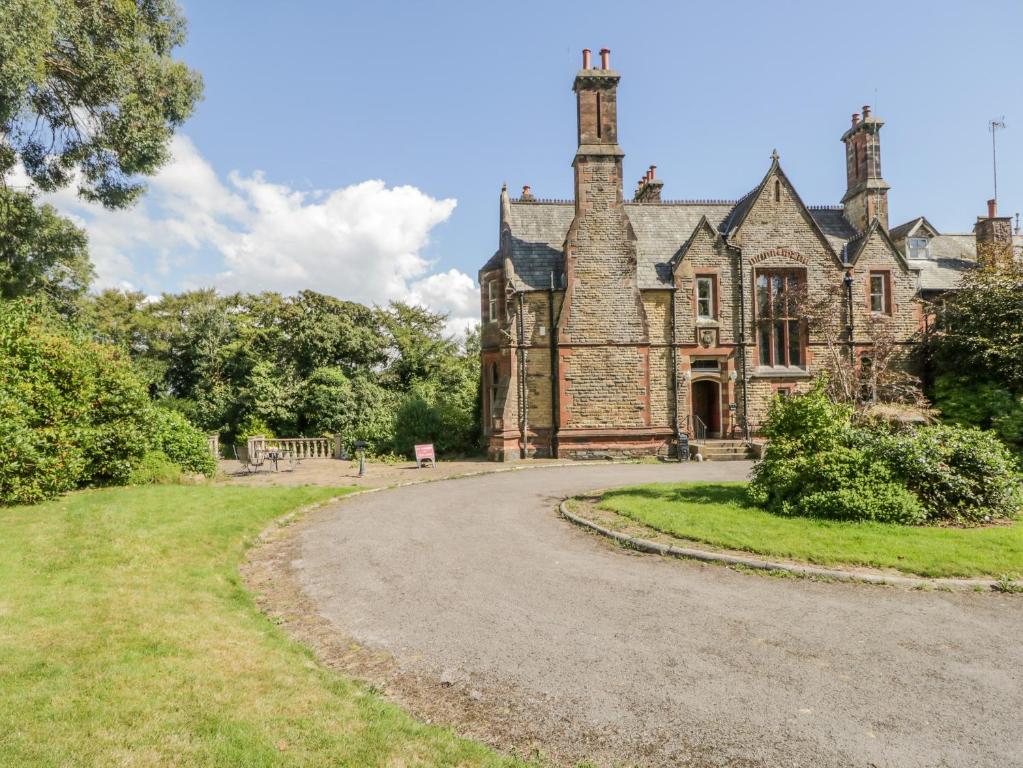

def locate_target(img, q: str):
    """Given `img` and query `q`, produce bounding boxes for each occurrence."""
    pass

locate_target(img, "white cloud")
[34,135,479,335]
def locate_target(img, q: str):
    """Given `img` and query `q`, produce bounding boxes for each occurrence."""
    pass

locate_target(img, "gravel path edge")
[559,498,1016,592]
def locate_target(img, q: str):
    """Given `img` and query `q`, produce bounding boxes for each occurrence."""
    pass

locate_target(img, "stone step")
[695,443,755,461]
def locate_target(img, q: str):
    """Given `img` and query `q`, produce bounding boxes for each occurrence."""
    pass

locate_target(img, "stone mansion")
[478,48,1019,461]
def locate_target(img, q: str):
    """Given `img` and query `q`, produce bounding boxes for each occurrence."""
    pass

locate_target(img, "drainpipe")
[843,267,855,367]
[548,272,559,458]
[670,286,682,460]
[736,244,751,443]
[517,291,529,459]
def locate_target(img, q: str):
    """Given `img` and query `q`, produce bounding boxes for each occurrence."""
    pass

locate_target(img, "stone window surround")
[868,268,893,315]
[694,274,717,321]
[753,267,807,370]
[487,280,499,322]
[692,268,722,324]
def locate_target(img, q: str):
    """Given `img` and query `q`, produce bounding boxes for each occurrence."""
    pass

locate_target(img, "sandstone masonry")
[478,49,1015,461]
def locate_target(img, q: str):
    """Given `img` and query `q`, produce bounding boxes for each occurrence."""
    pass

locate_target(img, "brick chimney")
[841,105,890,233]
[519,184,535,202]
[974,198,1014,267]
[572,46,624,214]
[633,165,663,203]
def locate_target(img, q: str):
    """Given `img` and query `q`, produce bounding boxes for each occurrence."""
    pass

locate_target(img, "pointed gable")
[671,215,729,272]
[846,218,912,272]
[720,156,844,267]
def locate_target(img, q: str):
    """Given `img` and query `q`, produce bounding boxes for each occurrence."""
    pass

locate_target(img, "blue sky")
[47,0,1023,329]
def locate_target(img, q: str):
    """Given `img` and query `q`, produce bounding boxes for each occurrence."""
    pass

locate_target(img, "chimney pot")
[862,105,871,118]
[649,165,657,180]
[599,48,610,69]
[581,49,591,69]
[852,112,860,125]
[987,198,998,219]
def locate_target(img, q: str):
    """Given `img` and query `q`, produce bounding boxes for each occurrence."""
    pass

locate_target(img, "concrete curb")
[559,500,1015,592]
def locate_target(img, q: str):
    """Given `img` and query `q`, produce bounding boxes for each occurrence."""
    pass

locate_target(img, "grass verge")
[0,485,523,767]
[595,482,1023,579]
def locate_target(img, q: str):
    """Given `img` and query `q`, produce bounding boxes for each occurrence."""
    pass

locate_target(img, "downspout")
[517,291,529,459]
[843,247,855,368]
[548,272,559,458]
[736,241,751,443]
[670,286,682,459]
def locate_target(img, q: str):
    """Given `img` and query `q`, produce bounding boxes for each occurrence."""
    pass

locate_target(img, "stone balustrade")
[247,435,339,460]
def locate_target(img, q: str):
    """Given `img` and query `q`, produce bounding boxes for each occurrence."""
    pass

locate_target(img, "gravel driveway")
[293,463,1023,768]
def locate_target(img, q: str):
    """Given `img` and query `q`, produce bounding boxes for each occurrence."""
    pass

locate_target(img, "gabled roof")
[499,200,735,290]
[718,156,845,265]
[889,216,940,242]
[844,218,911,270]
[671,215,729,270]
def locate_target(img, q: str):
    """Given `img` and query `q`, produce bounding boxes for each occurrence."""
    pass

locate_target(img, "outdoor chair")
[232,443,265,474]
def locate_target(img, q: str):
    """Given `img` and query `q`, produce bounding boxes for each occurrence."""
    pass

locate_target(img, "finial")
[770,148,779,162]
[501,182,507,192]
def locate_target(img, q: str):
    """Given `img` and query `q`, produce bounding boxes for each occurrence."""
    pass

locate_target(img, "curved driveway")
[295,464,1023,768]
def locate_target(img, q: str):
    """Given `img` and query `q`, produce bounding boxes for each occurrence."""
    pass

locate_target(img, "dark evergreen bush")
[748,378,1022,525]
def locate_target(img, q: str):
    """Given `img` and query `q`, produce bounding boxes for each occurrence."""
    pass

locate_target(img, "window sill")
[752,367,812,379]
[695,318,719,325]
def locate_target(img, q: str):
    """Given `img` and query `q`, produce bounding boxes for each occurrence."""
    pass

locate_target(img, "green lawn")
[0,485,523,767]
[595,482,1023,579]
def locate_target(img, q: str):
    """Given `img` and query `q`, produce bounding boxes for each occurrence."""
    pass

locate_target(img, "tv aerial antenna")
[989,117,1006,201]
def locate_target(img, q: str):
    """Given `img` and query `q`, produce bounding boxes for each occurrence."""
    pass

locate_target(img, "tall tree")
[0,187,92,308]
[1,0,203,207]
[0,0,202,306]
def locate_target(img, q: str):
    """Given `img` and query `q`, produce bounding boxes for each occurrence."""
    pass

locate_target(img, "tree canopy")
[80,289,482,456]
[1,0,203,207]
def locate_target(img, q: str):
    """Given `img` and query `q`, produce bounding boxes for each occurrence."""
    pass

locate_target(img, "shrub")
[933,375,1023,447]
[862,425,1022,524]
[750,436,925,525]
[147,407,216,477]
[392,380,479,458]
[748,377,1021,525]
[79,345,152,486]
[0,299,151,504]
[128,451,184,485]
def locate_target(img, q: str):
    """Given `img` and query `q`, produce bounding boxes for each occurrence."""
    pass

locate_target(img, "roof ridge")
[510,197,573,204]
[646,199,736,206]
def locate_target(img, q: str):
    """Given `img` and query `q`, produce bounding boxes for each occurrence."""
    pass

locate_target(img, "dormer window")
[908,237,929,259]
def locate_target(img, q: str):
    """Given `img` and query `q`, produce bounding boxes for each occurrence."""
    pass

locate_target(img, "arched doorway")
[691,379,721,438]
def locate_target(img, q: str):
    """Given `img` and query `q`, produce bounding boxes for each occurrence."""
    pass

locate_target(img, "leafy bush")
[128,451,184,486]
[392,379,479,458]
[147,407,216,477]
[235,415,274,442]
[861,425,1022,524]
[0,300,151,504]
[749,377,1022,525]
[933,375,1023,447]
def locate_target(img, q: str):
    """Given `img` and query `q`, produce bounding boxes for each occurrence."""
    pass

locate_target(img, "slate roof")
[498,199,860,290]
[904,233,1023,292]
[493,191,1017,294]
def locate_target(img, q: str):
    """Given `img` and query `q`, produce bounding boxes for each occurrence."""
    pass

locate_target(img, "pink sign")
[414,443,436,468]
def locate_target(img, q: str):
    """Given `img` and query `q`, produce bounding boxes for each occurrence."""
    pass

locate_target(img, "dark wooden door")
[692,380,720,434]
